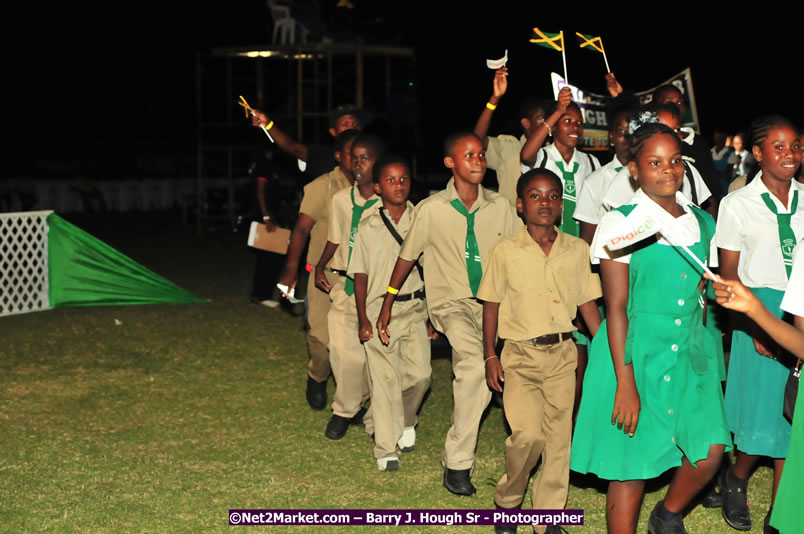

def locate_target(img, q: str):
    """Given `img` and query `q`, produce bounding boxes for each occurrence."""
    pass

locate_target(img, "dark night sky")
[6,4,802,177]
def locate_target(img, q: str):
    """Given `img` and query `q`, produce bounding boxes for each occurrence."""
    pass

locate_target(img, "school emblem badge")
[783,238,795,258]
[565,182,575,194]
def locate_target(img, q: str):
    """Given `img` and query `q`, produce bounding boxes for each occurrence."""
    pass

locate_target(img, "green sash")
[761,190,799,278]
[344,188,378,296]
[450,198,483,297]
[556,160,580,237]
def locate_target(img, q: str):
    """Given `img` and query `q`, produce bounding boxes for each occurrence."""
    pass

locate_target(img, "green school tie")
[555,161,580,237]
[450,198,483,297]
[761,190,799,278]
[344,188,378,296]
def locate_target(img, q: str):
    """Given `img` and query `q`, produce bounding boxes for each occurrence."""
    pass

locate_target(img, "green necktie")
[615,166,624,173]
[761,190,799,278]
[555,161,580,237]
[344,188,378,296]
[450,198,482,297]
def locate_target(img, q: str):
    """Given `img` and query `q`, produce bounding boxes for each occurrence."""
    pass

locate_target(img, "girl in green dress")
[571,119,732,534]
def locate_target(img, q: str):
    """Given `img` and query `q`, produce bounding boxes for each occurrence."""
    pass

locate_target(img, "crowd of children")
[250,66,803,534]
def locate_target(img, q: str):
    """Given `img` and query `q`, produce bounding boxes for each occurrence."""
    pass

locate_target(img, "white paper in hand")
[276,283,304,304]
[486,49,508,69]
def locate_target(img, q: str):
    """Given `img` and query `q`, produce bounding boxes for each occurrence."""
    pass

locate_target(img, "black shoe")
[764,509,779,534]
[349,406,367,425]
[721,467,751,531]
[648,501,688,534]
[443,468,476,496]
[493,502,520,534]
[325,415,350,440]
[306,377,327,411]
[700,483,723,508]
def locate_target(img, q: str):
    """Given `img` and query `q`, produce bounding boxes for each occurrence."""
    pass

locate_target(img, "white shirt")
[591,189,718,266]
[574,157,628,225]
[781,242,804,316]
[716,172,804,291]
[521,144,601,205]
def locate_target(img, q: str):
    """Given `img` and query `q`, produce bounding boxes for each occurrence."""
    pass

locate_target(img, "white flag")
[605,202,663,251]
[486,50,508,69]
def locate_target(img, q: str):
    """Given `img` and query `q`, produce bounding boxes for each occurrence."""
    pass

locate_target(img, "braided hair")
[745,115,798,185]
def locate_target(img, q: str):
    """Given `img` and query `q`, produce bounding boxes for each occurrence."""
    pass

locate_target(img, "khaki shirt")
[399,178,522,311]
[326,183,380,271]
[298,166,351,267]
[477,226,602,341]
[348,203,424,317]
[486,134,527,206]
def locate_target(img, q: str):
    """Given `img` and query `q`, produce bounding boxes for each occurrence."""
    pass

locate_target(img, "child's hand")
[427,322,439,341]
[251,109,269,128]
[492,67,508,99]
[752,337,775,358]
[314,266,332,293]
[556,86,572,114]
[358,318,373,343]
[278,268,298,294]
[605,72,623,98]
[612,382,640,437]
[376,309,392,345]
[485,355,504,392]
[710,276,760,314]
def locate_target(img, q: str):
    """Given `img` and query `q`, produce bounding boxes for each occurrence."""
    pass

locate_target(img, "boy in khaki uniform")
[349,155,434,471]
[278,130,360,410]
[377,132,521,495]
[479,169,601,534]
[315,134,383,440]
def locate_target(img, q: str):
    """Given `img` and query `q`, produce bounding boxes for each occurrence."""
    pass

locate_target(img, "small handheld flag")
[576,32,611,73]
[239,95,274,143]
[530,28,567,85]
[486,49,508,70]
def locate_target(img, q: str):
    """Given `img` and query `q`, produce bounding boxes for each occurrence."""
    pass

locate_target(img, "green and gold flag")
[529,28,564,52]
[576,32,604,53]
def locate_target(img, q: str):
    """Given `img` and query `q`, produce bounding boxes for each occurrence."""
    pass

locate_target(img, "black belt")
[330,268,347,276]
[395,289,425,302]
[525,331,573,347]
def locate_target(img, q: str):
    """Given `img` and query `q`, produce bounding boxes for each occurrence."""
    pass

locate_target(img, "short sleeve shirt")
[298,167,351,266]
[521,144,601,205]
[477,227,602,341]
[574,158,627,225]
[715,172,804,291]
[348,203,423,316]
[486,134,527,205]
[327,184,380,271]
[399,178,522,311]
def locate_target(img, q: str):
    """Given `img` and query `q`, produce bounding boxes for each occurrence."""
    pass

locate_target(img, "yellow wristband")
[486,102,497,111]
[387,286,399,295]
[264,121,274,132]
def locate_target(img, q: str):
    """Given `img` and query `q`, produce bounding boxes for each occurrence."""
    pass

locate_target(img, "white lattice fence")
[0,211,52,316]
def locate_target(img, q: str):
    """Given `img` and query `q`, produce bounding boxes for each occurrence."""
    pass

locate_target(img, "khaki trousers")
[494,337,577,531]
[364,298,431,459]
[306,269,338,382]
[328,278,370,418]
[430,298,491,471]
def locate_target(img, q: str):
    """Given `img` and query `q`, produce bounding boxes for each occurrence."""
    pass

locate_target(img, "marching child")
[314,134,384,440]
[715,115,802,531]
[479,169,602,534]
[571,118,731,534]
[348,155,434,471]
[377,132,521,495]
[277,129,360,411]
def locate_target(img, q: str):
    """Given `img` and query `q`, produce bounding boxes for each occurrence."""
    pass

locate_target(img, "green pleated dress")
[570,205,732,481]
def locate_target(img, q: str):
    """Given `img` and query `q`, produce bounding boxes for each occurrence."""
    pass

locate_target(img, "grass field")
[1,216,774,533]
